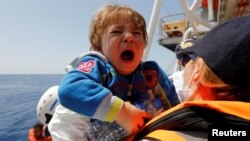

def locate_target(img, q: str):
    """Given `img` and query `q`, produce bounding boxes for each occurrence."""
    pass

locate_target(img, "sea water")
[0,74,64,141]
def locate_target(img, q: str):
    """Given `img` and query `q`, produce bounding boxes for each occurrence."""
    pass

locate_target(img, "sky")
[0,0,184,74]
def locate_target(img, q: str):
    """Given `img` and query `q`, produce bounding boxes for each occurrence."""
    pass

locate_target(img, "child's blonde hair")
[89,5,148,52]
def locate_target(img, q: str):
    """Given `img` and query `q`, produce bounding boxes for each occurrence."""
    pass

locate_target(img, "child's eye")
[110,30,121,34]
[133,30,142,36]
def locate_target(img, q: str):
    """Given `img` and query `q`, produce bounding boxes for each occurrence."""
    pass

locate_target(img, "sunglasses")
[177,53,192,67]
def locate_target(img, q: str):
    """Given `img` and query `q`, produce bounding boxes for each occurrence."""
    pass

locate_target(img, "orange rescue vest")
[28,128,52,141]
[134,101,250,140]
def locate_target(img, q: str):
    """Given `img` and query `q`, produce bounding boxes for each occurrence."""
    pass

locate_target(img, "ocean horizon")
[0,74,64,141]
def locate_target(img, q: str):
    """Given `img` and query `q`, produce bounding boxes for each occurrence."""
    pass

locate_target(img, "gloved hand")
[115,102,152,136]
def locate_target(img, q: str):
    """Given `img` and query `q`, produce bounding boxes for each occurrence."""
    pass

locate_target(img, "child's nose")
[123,32,134,43]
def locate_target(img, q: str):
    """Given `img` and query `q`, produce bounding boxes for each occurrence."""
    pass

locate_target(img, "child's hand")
[115,102,152,136]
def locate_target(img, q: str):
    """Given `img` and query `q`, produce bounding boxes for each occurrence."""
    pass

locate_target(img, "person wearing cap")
[180,16,250,102]
[134,16,250,140]
[172,38,197,102]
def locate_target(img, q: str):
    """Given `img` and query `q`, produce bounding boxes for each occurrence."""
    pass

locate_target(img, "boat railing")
[158,13,187,52]
[158,11,208,52]
[159,13,186,41]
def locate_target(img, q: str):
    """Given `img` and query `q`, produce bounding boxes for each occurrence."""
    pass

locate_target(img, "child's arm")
[58,55,124,122]
[115,102,151,135]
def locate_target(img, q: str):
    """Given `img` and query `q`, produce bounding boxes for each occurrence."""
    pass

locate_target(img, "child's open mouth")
[120,50,134,61]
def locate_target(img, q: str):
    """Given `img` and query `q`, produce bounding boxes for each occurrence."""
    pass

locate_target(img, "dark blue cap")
[193,16,250,86]
[175,38,196,66]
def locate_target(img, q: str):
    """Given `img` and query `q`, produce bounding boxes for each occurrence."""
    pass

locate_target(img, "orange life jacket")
[134,101,250,140]
[28,128,52,141]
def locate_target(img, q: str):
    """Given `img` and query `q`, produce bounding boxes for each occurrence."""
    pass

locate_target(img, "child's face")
[101,17,145,75]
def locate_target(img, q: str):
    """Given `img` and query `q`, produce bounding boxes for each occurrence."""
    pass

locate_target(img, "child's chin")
[118,68,135,75]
